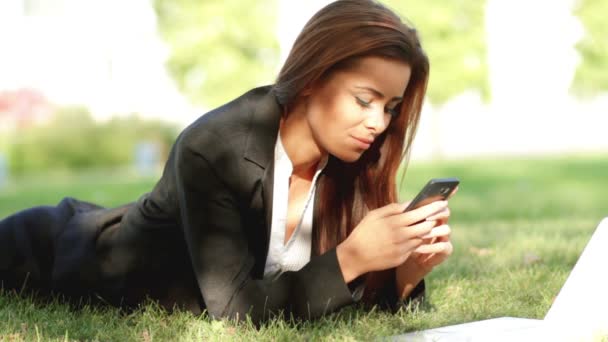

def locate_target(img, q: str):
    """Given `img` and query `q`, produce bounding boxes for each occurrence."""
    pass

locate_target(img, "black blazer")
[116,85,424,322]
[1,85,423,325]
[115,85,357,322]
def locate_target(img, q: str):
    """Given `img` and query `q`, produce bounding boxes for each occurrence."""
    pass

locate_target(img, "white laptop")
[393,217,608,341]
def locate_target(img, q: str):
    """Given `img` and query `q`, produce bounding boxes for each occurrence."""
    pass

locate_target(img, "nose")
[363,107,389,134]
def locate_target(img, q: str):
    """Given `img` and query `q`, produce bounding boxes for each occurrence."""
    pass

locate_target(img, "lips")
[351,136,374,149]
[353,136,374,144]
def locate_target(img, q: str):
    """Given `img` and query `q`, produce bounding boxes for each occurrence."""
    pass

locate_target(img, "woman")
[0,0,454,324]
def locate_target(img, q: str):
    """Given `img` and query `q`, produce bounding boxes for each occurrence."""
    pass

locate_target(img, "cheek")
[306,90,369,160]
[308,94,342,133]
[315,94,360,129]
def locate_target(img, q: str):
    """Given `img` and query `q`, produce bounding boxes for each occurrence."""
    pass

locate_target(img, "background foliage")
[153,0,607,108]
[3,0,606,176]
[8,107,178,176]
[153,0,279,108]
[153,0,489,106]
[384,0,489,103]
[572,0,608,96]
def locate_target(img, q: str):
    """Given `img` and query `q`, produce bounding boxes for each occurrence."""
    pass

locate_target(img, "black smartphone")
[403,177,460,212]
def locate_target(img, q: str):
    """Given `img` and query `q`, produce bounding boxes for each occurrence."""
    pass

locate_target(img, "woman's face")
[305,56,412,162]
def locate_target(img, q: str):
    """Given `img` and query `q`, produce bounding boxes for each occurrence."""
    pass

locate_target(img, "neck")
[280,103,326,179]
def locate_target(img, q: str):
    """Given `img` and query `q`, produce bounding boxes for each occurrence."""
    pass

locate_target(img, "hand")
[412,186,458,271]
[410,222,453,273]
[395,188,457,298]
[336,200,449,283]
[397,193,456,279]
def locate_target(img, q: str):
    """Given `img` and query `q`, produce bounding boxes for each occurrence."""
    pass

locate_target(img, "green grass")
[1,155,607,341]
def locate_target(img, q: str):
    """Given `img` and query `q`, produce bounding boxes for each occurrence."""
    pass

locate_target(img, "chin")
[333,151,364,163]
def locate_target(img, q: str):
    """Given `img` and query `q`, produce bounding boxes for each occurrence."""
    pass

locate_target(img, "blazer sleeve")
[363,270,426,312]
[173,139,356,324]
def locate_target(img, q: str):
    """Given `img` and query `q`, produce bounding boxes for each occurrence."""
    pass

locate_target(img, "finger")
[415,241,453,255]
[425,207,451,222]
[397,200,448,226]
[433,234,450,242]
[373,202,409,218]
[395,220,437,243]
[422,237,435,245]
[414,241,453,255]
[424,235,450,248]
[419,224,451,240]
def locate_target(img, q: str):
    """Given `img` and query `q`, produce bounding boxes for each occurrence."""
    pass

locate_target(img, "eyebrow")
[355,86,403,102]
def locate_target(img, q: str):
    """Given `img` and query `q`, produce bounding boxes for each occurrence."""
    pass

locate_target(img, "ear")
[300,84,314,97]
[301,76,325,97]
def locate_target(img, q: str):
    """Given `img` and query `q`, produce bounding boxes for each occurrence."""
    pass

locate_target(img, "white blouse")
[263,131,328,280]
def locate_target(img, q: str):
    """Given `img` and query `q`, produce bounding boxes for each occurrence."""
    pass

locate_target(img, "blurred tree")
[154,0,487,106]
[572,0,608,96]
[8,107,179,175]
[383,0,489,104]
[153,0,280,108]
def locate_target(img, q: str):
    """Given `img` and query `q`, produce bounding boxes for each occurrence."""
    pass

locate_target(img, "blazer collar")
[241,86,282,251]
[243,86,282,170]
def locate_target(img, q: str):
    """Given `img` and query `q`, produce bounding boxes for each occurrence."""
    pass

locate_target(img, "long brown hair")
[273,0,429,300]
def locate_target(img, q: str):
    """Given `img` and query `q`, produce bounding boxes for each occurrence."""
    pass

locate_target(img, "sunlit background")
[0,0,606,184]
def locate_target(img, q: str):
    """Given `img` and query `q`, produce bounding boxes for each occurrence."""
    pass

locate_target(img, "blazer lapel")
[242,86,282,245]
[261,157,275,241]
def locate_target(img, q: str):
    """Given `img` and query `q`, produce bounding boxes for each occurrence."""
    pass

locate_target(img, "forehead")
[333,56,412,98]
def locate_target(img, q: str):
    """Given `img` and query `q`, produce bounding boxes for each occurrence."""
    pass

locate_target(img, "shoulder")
[176,85,274,160]
[171,85,278,189]
[181,86,272,145]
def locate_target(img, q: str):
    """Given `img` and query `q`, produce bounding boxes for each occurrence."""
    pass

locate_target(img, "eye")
[385,103,401,118]
[355,96,372,108]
